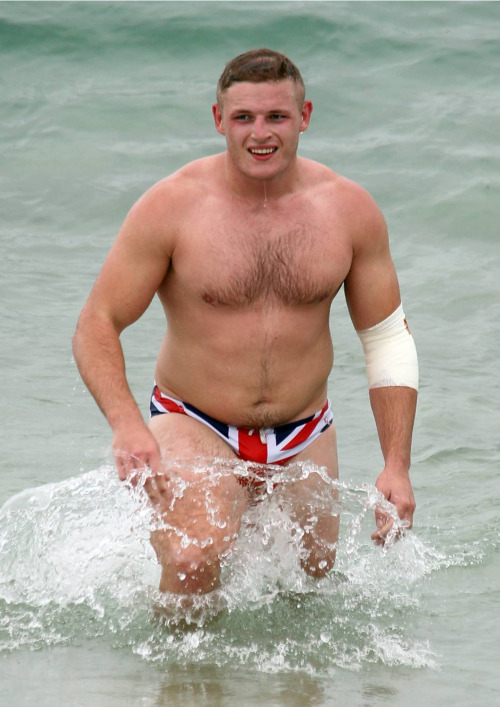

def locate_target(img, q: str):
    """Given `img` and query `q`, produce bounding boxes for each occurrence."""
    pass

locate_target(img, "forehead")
[221,79,301,112]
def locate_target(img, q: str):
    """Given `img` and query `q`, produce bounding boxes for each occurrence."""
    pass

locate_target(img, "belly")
[155,306,334,427]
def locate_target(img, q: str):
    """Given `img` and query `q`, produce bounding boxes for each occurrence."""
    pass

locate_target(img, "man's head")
[213,49,312,185]
[216,48,306,108]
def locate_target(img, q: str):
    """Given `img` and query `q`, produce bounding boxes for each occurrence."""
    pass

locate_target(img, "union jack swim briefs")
[150,385,333,465]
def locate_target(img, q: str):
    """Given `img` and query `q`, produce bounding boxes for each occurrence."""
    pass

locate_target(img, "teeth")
[250,148,275,154]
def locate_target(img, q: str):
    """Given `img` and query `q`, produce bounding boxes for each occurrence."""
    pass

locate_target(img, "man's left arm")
[343,184,418,543]
[367,385,417,543]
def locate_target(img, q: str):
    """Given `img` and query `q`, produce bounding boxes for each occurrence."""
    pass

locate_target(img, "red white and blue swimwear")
[150,384,333,465]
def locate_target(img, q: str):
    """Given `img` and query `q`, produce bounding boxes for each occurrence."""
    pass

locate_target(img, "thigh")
[149,411,239,463]
[148,413,246,543]
[280,424,340,545]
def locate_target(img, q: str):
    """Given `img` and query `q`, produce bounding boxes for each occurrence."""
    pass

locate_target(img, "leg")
[281,424,340,579]
[148,413,246,594]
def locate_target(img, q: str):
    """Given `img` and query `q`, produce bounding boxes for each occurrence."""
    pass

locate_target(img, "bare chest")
[170,206,352,308]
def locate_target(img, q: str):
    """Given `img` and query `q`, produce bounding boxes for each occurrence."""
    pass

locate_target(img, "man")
[73,49,418,597]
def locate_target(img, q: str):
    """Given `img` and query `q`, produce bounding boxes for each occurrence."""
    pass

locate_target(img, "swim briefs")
[150,385,333,465]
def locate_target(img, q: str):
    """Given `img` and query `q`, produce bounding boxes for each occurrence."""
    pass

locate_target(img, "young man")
[73,49,418,596]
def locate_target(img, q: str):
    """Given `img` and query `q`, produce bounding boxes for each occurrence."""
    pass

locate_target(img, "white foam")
[0,461,448,671]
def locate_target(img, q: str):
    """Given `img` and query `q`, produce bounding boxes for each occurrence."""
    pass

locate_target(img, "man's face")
[212,79,312,182]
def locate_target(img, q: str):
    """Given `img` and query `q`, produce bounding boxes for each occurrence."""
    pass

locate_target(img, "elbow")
[72,305,121,358]
[72,312,86,363]
[72,303,97,360]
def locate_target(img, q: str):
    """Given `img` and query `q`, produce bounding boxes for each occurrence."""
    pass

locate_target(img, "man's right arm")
[72,184,174,480]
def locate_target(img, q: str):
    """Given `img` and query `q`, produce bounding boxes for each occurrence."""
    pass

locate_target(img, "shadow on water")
[0,460,462,675]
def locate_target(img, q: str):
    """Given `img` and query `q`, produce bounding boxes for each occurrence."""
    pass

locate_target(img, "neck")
[222,153,300,206]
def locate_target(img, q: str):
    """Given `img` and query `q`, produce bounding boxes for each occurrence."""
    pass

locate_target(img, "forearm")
[72,309,144,431]
[369,386,417,472]
[369,385,417,537]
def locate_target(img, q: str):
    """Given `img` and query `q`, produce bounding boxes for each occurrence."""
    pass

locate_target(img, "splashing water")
[0,461,450,672]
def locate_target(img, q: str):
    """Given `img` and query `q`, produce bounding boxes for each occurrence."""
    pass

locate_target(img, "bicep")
[343,200,401,330]
[83,201,171,332]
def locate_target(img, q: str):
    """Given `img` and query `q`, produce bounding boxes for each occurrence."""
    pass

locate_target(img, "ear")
[299,100,313,133]
[212,103,225,135]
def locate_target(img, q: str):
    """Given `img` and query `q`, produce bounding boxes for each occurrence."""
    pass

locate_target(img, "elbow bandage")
[357,304,419,391]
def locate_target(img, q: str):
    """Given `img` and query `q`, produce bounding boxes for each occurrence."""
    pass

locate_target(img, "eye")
[270,114,286,121]
[234,114,251,121]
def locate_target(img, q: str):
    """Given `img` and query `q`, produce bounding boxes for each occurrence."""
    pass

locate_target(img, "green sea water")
[1,2,499,705]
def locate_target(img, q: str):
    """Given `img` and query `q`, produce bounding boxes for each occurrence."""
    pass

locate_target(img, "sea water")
[0,464,439,671]
[1,2,499,705]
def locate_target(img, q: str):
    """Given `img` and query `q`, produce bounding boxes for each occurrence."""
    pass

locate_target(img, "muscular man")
[73,49,418,596]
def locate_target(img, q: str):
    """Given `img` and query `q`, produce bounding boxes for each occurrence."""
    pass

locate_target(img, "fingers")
[112,424,163,480]
[143,473,169,506]
[373,467,416,547]
[114,449,147,486]
[371,515,394,546]
[114,450,139,483]
[114,452,172,513]
[113,439,163,483]
[371,508,413,546]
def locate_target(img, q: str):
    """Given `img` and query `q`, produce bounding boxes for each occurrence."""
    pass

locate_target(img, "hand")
[371,466,415,546]
[112,421,163,485]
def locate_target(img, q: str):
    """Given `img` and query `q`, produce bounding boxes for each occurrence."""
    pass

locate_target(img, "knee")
[173,543,219,583]
[152,531,225,593]
[302,552,336,579]
[298,512,339,579]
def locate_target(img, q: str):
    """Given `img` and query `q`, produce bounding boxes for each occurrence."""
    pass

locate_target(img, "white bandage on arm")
[356,303,419,390]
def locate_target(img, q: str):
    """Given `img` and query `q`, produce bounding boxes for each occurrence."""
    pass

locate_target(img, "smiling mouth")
[248,147,277,156]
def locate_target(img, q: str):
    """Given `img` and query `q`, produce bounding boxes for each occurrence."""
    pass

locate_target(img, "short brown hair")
[216,48,305,106]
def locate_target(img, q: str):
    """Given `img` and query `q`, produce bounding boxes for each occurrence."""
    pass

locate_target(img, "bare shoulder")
[300,158,388,248]
[84,157,226,324]
[126,154,222,227]
[336,175,387,250]
[301,157,384,211]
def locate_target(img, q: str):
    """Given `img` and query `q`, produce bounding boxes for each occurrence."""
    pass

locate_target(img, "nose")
[251,116,271,141]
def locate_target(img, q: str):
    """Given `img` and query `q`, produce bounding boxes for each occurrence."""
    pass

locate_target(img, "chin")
[246,161,286,181]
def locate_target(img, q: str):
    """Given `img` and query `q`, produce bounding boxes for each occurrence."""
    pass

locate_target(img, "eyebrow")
[230,107,292,115]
